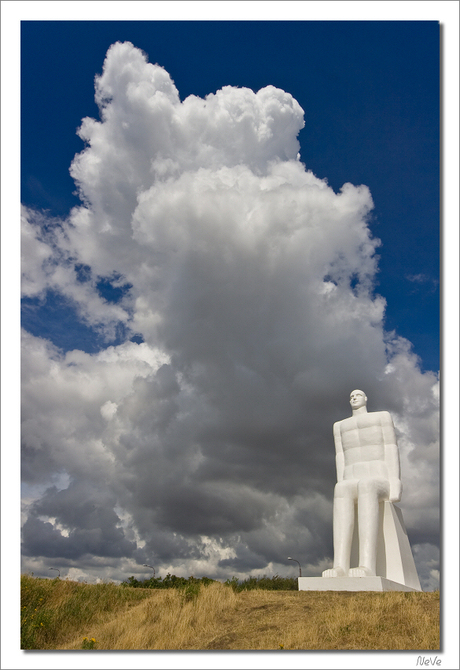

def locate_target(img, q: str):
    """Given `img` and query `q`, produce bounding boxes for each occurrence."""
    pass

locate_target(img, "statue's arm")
[381,412,402,502]
[333,421,345,482]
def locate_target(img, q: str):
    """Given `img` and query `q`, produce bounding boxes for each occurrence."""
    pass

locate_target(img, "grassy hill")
[21,574,439,650]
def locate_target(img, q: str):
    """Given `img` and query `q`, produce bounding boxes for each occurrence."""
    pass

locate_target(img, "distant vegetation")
[21,573,439,651]
[225,574,298,591]
[121,573,215,590]
[121,573,298,592]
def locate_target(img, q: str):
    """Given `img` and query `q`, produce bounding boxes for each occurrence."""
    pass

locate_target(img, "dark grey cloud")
[23,480,136,560]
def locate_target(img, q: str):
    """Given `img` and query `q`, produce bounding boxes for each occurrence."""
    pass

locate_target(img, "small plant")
[182,582,200,603]
[81,636,97,650]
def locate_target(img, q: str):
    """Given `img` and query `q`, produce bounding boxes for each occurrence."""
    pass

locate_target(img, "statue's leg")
[349,478,389,577]
[323,480,356,578]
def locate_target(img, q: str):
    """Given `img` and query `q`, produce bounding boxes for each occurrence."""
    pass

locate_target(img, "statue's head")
[349,389,367,410]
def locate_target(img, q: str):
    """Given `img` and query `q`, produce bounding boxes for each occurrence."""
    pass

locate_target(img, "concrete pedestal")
[301,502,422,592]
[298,576,418,592]
[369,502,421,590]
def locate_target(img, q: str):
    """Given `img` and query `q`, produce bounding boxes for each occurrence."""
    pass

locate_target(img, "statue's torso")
[336,411,391,480]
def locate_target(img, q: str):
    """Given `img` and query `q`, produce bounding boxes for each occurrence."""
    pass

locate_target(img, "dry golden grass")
[202,588,439,651]
[60,581,240,650]
[21,574,151,649]
[22,575,439,651]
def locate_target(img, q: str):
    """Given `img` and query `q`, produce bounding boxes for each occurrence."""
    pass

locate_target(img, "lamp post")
[49,567,60,578]
[288,557,301,577]
[143,564,156,578]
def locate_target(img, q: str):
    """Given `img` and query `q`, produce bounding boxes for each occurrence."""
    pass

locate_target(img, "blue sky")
[21,19,440,369]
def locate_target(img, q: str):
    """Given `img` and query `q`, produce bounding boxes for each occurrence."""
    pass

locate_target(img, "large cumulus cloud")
[21,42,439,588]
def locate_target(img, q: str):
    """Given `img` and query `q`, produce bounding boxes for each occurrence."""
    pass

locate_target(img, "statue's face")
[350,390,367,410]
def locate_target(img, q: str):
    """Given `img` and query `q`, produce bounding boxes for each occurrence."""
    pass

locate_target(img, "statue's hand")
[389,478,403,503]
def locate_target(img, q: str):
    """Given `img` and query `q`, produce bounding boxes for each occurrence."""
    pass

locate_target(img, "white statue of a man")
[322,389,402,578]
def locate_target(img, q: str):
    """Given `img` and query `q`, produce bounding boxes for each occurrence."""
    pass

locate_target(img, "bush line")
[121,573,298,591]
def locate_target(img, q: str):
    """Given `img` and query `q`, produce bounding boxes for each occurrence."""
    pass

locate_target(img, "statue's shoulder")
[371,410,393,423]
[333,416,352,430]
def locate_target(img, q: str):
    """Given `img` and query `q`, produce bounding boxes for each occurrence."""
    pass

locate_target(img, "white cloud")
[21,42,439,590]
[406,272,439,294]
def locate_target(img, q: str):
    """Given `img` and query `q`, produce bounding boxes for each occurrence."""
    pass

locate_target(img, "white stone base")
[356,502,422,591]
[314,502,422,591]
[298,576,418,592]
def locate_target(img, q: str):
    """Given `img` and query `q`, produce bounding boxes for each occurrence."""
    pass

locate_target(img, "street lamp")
[49,567,60,578]
[288,557,302,577]
[143,564,156,578]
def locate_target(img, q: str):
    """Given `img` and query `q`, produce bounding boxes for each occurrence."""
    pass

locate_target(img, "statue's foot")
[348,566,374,578]
[322,567,346,578]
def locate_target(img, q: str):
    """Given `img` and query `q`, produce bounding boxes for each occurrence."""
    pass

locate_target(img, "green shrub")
[181,582,201,602]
